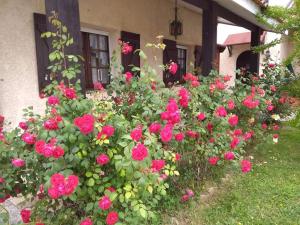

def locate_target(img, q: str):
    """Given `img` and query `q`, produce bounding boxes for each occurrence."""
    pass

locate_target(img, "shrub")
[0,16,290,225]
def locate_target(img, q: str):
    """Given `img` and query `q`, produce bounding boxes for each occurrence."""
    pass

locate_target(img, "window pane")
[91,68,98,83]
[99,35,108,50]
[89,34,98,49]
[99,52,109,66]
[90,51,97,67]
[99,68,110,84]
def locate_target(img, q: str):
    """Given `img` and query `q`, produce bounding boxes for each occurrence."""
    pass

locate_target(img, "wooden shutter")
[163,39,178,86]
[121,31,140,74]
[33,13,50,92]
[194,45,202,75]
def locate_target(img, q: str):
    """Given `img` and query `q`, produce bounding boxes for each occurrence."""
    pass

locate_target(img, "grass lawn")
[168,127,300,225]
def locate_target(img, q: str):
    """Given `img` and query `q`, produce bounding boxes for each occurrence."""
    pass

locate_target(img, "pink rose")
[21,133,36,145]
[125,72,133,83]
[227,100,235,110]
[64,88,77,99]
[215,106,227,117]
[96,154,110,166]
[228,115,239,126]
[74,114,95,135]
[98,196,112,210]
[132,143,148,161]
[175,153,181,161]
[20,209,31,223]
[151,159,165,172]
[175,133,184,142]
[106,211,119,225]
[241,160,252,173]
[224,151,235,160]
[98,125,115,139]
[94,82,104,91]
[80,218,93,225]
[19,122,28,130]
[122,42,133,54]
[12,158,25,168]
[149,122,161,134]
[48,96,60,105]
[208,156,219,166]
[160,125,173,142]
[130,126,143,141]
[168,62,178,75]
[43,118,59,130]
[197,112,206,121]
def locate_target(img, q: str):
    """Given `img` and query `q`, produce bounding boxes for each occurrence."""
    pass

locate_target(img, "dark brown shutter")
[121,31,140,74]
[33,13,50,92]
[194,45,202,75]
[163,39,178,86]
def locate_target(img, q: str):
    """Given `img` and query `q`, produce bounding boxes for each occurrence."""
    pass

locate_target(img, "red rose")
[74,114,95,135]
[98,125,115,139]
[130,126,143,141]
[106,211,119,225]
[98,196,112,210]
[228,115,239,126]
[122,42,133,54]
[224,151,235,160]
[96,154,110,166]
[52,146,65,159]
[174,133,184,142]
[168,62,178,75]
[132,143,148,161]
[227,100,235,110]
[149,122,161,134]
[94,82,104,91]
[43,118,59,130]
[11,158,25,168]
[151,159,165,172]
[230,137,240,149]
[48,95,60,105]
[208,156,219,166]
[160,125,173,142]
[233,129,243,136]
[175,153,181,161]
[215,106,227,117]
[20,209,31,223]
[241,160,252,173]
[64,88,77,99]
[80,218,93,225]
[197,112,206,121]
[181,194,189,202]
[19,122,28,130]
[125,72,133,83]
[21,133,36,145]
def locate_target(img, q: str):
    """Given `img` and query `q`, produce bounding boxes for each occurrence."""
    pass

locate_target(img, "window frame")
[176,45,187,81]
[81,28,111,90]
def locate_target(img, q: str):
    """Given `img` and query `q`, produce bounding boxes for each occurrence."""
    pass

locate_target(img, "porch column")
[201,2,218,76]
[251,27,261,74]
[45,0,85,92]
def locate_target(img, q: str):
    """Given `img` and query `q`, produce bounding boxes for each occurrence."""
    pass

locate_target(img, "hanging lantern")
[170,0,183,39]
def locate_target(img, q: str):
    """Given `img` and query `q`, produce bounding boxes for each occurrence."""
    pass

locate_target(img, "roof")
[223,32,251,45]
[223,31,266,46]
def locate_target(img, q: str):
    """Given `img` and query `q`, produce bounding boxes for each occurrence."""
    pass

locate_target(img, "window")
[177,46,187,79]
[82,31,110,89]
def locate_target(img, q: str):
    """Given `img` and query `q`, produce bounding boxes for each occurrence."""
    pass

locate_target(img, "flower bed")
[0,16,290,225]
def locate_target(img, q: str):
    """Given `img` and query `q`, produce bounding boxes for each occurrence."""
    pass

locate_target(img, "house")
[0,0,269,125]
[219,31,266,85]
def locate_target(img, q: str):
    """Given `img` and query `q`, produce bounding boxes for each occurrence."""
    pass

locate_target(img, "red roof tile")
[223,32,266,46]
[223,32,251,46]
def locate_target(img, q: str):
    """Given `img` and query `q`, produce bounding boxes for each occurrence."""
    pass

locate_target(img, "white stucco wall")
[0,0,45,127]
[219,43,251,86]
[0,0,203,126]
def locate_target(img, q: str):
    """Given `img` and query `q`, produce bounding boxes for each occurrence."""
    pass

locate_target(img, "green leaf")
[87,178,95,187]
[139,208,147,218]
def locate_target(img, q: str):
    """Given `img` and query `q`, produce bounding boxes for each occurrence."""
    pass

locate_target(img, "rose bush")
[0,16,290,225]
